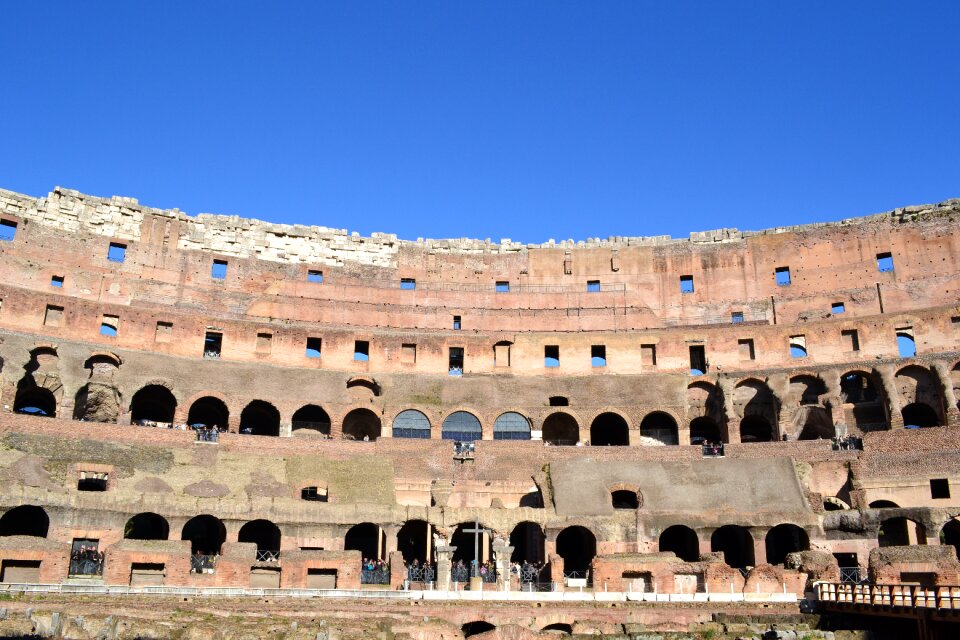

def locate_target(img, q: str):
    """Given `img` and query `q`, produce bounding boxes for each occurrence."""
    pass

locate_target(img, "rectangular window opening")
[896,326,916,358]
[100,315,119,337]
[401,343,417,364]
[77,472,108,492]
[204,330,223,358]
[832,302,846,314]
[305,337,322,359]
[841,329,860,352]
[931,479,950,499]
[587,280,601,293]
[44,304,64,327]
[731,311,744,324]
[400,278,416,290]
[679,275,694,294]
[495,281,510,293]
[51,275,64,288]
[877,252,894,273]
[0,219,17,242]
[307,269,323,283]
[775,266,791,286]
[453,315,461,330]
[211,259,228,280]
[155,321,173,343]
[107,242,127,263]
[354,340,370,361]
[738,338,755,361]
[448,347,464,375]
[494,342,511,368]
[689,345,706,375]
[301,486,328,502]
[591,345,606,367]
[790,335,807,358]
[544,345,560,368]
[641,344,657,367]
[256,332,272,354]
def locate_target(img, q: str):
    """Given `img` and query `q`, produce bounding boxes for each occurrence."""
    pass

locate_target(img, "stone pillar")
[932,360,960,426]
[769,374,791,441]
[823,371,846,432]
[492,537,514,591]
[388,550,406,590]
[751,528,769,566]
[435,543,455,591]
[719,378,740,443]
[548,553,564,588]
[698,529,714,559]
[877,366,903,429]
[279,421,292,437]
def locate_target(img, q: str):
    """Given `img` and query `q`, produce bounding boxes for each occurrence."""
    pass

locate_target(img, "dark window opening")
[0,219,17,242]
[307,269,323,283]
[400,278,416,290]
[155,321,173,343]
[832,302,845,314]
[107,242,127,263]
[931,479,951,499]
[641,344,656,366]
[211,259,228,280]
[689,345,706,376]
[453,315,461,330]
[544,345,559,368]
[680,275,694,293]
[51,275,64,287]
[549,396,569,407]
[306,337,321,358]
[448,347,464,376]
[877,252,894,272]
[77,475,108,492]
[738,338,755,360]
[301,486,328,502]
[204,331,222,358]
[611,490,640,510]
[775,266,791,286]
[354,340,369,361]
[591,345,606,367]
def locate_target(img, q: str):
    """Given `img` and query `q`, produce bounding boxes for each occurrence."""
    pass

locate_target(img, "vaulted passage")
[451,522,492,565]
[739,415,774,443]
[342,408,381,441]
[510,522,545,564]
[181,515,226,555]
[765,524,809,565]
[711,525,755,569]
[291,404,331,435]
[239,400,280,436]
[659,525,699,562]
[941,519,960,560]
[639,411,678,445]
[556,526,596,578]
[590,412,629,446]
[130,384,176,424]
[124,512,169,540]
[397,520,434,564]
[879,517,927,547]
[901,402,940,429]
[0,505,49,538]
[542,413,579,446]
[13,385,57,418]
[689,416,722,445]
[345,523,386,561]
[238,519,282,554]
[187,396,229,430]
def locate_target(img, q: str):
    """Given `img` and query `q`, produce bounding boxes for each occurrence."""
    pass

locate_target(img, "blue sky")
[1,2,958,243]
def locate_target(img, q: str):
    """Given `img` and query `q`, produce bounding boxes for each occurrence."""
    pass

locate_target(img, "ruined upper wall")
[3,186,958,269]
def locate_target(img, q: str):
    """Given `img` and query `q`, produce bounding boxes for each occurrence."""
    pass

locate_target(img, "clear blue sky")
[1,2,958,243]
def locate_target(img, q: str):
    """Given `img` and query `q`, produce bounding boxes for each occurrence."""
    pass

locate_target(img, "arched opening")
[542,413,579,446]
[897,333,917,358]
[611,490,640,510]
[13,385,57,417]
[462,621,496,638]
[342,408,381,441]
[441,411,482,442]
[239,400,280,436]
[391,409,431,439]
[639,411,679,445]
[238,519,282,556]
[181,515,226,555]
[397,520,434,565]
[765,524,809,566]
[493,412,531,440]
[291,404,331,435]
[901,402,940,429]
[451,522,493,565]
[124,512,169,540]
[841,372,879,404]
[0,505,49,537]
[519,489,544,508]
[711,525,755,569]
[510,522,545,565]
[879,517,927,547]
[345,522,386,561]
[541,623,573,635]
[941,519,960,561]
[797,406,835,440]
[689,416,722,445]
[659,525,699,562]
[556,526,596,578]
[187,396,229,431]
[823,497,850,511]
[869,500,900,509]
[739,415,774,443]
[130,384,176,425]
[590,412,629,446]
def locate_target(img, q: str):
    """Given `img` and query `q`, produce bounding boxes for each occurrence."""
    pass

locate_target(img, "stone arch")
[556,525,596,579]
[789,374,827,406]
[689,416,723,444]
[639,410,679,445]
[130,384,177,424]
[510,521,545,564]
[345,522,386,561]
[739,414,775,443]
[711,525,755,569]
[895,365,943,427]
[687,381,726,439]
[493,411,531,440]
[0,505,49,537]
[441,410,482,442]
[341,408,381,441]
[238,519,282,554]
[181,515,226,555]
[450,521,494,565]
[902,402,940,429]
[734,378,780,437]
[869,500,900,509]
[14,385,58,417]
[840,370,887,432]
[291,404,331,435]
[124,512,169,540]
[590,411,629,446]
[187,396,230,431]
[659,525,699,562]
[796,406,835,440]
[391,409,432,439]
[461,622,496,638]
[823,497,851,511]
[73,383,121,423]
[542,412,580,446]
[879,516,927,547]
[765,524,809,566]
[941,519,960,560]
[239,400,280,436]
[397,520,434,565]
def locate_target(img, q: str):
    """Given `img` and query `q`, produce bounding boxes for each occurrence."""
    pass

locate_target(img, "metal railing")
[816,582,960,609]
[361,567,391,585]
[69,551,104,577]
[451,564,498,584]
[256,550,281,563]
[839,567,866,584]
[406,564,436,584]
[190,554,218,574]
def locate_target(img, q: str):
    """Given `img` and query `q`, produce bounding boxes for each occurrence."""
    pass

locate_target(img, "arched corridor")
[130,384,176,424]
[239,400,280,436]
[345,522,386,561]
[542,413,579,446]
[124,512,169,540]
[342,408,381,441]
[238,519,282,554]
[13,385,57,417]
[181,515,226,555]
[639,411,678,445]
[0,505,49,537]
[590,412,629,446]
[659,525,699,562]
[711,525,755,569]
[509,521,545,564]
[555,526,596,578]
[765,524,809,565]
[291,404,331,435]
[187,396,229,430]
[397,520,434,564]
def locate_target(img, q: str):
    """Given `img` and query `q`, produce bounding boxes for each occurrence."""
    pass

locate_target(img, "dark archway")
[659,525,699,562]
[124,512,169,540]
[590,412,629,446]
[510,522,545,564]
[451,522,493,565]
[765,524,809,566]
[292,404,331,435]
[611,490,640,510]
[238,519,282,554]
[879,517,927,547]
[397,520,433,565]
[797,407,834,440]
[342,408,381,441]
[541,622,573,635]
[130,384,176,424]
[711,525,755,569]
[187,396,229,430]
[462,622,496,638]
[639,411,679,445]
[901,402,940,429]
[941,520,960,561]
[181,514,226,555]
[542,413,579,445]
[556,526,596,578]
[13,385,57,417]
[739,415,774,443]
[0,505,49,537]
[689,416,722,445]
[345,522,386,561]
[239,400,280,436]
[869,500,900,509]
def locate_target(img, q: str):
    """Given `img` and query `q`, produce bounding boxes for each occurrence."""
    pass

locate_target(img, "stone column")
[769,374,791,441]
[823,370,846,433]
[492,537,514,591]
[435,543,455,591]
[751,528,769,566]
[719,378,740,443]
[932,360,960,426]
[877,365,903,429]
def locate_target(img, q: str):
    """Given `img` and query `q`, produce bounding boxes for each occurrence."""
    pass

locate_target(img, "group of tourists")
[832,435,863,451]
[511,560,549,583]
[69,544,104,576]
[361,558,390,584]
[404,558,436,583]
[701,441,725,456]
[190,551,217,574]
[451,559,497,583]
